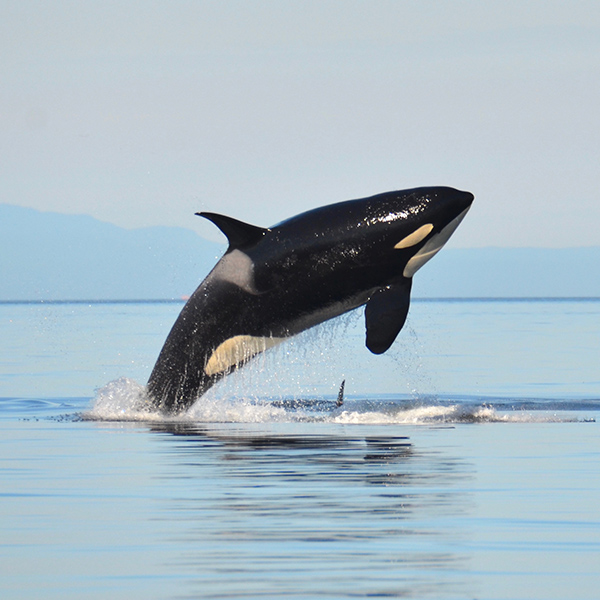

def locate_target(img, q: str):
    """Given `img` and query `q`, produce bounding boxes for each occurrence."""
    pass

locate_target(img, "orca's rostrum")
[148,186,474,413]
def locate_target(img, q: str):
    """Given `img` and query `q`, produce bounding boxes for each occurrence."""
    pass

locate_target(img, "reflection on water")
[2,299,600,599]
[147,423,474,599]
[2,400,600,600]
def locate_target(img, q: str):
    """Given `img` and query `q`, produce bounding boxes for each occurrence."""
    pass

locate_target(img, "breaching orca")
[147,186,474,413]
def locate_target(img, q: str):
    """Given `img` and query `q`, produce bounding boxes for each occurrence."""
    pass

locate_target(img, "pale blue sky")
[1,0,599,247]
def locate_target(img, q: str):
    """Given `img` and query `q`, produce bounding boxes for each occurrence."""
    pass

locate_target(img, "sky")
[1,0,599,248]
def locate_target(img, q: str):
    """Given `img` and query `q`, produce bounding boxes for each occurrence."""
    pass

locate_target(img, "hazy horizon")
[2,1,599,249]
[3,202,600,301]
[4,200,600,249]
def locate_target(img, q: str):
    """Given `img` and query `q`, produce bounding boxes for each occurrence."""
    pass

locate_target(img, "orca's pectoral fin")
[365,278,412,354]
[196,212,269,250]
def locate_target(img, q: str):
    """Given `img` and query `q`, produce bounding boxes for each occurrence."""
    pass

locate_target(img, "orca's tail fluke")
[336,380,345,408]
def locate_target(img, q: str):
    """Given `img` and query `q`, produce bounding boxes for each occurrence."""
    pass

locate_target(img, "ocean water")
[1,298,600,599]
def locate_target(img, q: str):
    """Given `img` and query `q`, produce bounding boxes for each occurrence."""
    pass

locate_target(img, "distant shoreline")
[3,204,600,299]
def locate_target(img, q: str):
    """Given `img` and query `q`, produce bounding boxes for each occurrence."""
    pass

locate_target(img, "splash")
[331,401,579,424]
[89,377,163,421]
[88,313,596,425]
[88,377,294,423]
[87,377,589,424]
[87,307,431,423]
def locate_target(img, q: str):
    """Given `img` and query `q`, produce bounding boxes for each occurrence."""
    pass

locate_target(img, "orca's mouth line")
[402,207,471,278]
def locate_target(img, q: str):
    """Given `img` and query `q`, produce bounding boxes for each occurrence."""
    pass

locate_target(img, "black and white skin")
[147,186,474,413]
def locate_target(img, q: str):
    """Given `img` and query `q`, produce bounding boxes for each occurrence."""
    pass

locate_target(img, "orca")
[147,186,474,413]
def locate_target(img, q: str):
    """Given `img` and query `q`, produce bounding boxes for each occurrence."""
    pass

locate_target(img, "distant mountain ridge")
[0,204,223,301]
[1,204,599,300]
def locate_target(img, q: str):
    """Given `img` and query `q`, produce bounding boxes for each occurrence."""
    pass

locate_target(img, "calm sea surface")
[1,299,599,599]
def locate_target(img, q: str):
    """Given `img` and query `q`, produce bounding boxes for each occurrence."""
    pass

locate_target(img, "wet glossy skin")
[147,186,474,413]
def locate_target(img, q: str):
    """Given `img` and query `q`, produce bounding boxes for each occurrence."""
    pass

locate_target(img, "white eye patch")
[394,223,434,249]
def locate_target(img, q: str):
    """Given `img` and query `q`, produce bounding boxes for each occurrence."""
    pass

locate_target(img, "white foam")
[331,402,578,424]
[87,378,581,424]
[88,377,295,423]
[88,377,164,421]
[186,395,290,423]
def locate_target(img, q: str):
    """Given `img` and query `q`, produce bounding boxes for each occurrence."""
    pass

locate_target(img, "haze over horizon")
[2,203,600,301]
[2,1,600,249]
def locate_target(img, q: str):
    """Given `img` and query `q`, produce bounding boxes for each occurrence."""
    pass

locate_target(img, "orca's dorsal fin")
[336,380,345,407]
[364,278,412,354]
[196,212,269,250]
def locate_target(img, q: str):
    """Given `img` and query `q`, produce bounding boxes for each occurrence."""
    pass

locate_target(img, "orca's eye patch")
[394,223,434,249]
